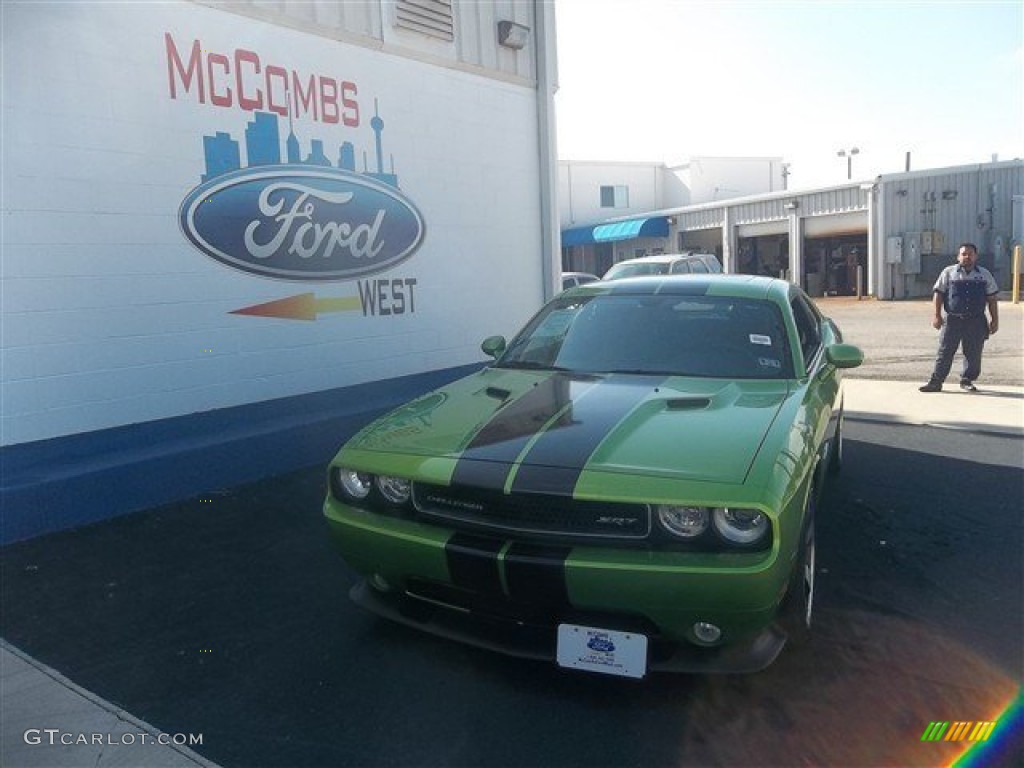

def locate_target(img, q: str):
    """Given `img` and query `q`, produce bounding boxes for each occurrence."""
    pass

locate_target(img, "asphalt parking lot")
[3,419,1022,767]
[2,296,1022,768]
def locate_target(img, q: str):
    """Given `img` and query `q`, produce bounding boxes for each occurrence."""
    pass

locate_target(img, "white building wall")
[558,161,669,228]
[559,156,786,233]
[1,1,551,445]
[671,157,785,205]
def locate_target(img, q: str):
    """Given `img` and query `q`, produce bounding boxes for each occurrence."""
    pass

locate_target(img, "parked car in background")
[561,271,600,290]
[324,275,862,677]
[602,252,722,280]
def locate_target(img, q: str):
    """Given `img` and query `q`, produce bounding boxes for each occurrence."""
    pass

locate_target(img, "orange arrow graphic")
[230,293,361,321]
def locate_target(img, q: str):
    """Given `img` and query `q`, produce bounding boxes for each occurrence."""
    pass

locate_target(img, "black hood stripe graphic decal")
[509,376,665,496]
[451,373,663,496]
[451,373,597,490]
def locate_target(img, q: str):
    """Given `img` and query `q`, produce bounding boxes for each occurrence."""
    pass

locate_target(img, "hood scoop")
[484,386,512,401]
[665,397,712,411]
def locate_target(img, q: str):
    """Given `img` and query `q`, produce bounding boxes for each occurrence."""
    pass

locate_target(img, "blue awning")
[560,216,669,247]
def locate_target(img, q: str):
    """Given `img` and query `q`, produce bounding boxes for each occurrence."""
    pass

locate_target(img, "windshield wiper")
[604,368,676,376]
[496,361,569,371]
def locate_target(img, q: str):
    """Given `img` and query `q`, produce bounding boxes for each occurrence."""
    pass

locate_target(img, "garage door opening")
[803,234,868,297]
[737,235,790,279]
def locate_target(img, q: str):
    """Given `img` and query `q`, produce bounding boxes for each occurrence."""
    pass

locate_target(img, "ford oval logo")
[179,166,425,281]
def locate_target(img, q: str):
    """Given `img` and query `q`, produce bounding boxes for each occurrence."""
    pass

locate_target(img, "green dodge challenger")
[324,275,863,677]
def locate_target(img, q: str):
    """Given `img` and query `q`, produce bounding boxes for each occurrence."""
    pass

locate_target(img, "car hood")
[346,369,791,490]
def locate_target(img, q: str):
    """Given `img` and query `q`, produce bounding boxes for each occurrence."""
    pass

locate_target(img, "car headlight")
[336,468,372,500]
[657,505,709,538]
[712,507,769,545]
[376,475,411,504]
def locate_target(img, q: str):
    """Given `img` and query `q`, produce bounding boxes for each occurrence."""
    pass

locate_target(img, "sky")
[553,0,1024,190]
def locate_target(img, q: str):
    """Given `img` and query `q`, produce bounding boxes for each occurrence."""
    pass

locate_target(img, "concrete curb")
[843,379,1024,439]
[1,640,219,768]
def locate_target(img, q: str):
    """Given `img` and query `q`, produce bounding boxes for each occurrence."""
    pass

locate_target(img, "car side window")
[670,261,690,274]
[790,293,822,368]
[689,260,708,273]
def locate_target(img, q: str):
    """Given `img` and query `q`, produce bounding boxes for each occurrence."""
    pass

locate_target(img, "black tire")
[779,498,816,645]
[827,405,844,475]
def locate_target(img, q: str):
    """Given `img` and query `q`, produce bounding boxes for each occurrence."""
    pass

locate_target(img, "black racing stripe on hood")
[446,459,512,493]
[451,373,598,490]
[510,375,666,496]
[445,533,504,596]
[504,542,571,608]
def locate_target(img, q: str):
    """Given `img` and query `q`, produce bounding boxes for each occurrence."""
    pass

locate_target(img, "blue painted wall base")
[0,364,482,545]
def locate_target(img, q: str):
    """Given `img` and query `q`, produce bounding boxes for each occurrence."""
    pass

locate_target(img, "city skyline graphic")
[200,100,399,188]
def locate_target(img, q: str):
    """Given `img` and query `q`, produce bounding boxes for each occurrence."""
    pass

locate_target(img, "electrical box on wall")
[885,236,903,264]
[920,231,933,255]
[918,230,946,255]
[902,232,922,274]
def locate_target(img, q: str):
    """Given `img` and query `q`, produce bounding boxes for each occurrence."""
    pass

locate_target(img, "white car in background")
[603,253,722,280]
[561,272,600,290]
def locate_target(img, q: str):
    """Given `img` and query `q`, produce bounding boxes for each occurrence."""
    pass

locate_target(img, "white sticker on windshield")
[749,334,772,346]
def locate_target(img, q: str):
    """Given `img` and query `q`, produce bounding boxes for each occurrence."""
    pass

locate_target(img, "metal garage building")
[562,159,1024,300]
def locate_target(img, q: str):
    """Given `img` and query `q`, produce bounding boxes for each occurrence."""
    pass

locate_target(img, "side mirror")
[826,343,864,369]
[481,335,506,359]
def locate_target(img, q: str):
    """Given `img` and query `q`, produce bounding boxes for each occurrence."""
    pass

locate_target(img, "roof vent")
[396,0,454,42]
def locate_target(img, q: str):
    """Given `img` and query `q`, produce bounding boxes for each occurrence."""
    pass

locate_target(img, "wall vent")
[396,0,454,42]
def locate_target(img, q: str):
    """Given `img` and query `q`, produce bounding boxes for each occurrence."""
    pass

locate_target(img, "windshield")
[603,261,670,280]
[496,294,793,379]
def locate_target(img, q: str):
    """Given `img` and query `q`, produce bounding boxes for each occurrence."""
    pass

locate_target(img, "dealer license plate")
[556,623,648,679]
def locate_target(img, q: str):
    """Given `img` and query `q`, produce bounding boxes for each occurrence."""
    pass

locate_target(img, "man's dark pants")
[928,315,988,384]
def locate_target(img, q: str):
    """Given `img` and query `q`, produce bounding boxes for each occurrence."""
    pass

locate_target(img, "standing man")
[919,242,1000,392]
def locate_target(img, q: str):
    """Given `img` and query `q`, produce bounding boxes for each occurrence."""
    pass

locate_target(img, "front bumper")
[325,500,793,674]
[350,578,786,674]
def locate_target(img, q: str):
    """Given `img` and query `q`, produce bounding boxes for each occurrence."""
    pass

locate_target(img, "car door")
[790,289,839,478]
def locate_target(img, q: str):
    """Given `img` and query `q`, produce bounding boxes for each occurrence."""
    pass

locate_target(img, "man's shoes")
[919,381,942,392]
[959,380,978,392]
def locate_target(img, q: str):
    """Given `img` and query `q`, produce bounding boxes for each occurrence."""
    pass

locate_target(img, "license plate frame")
[556,623,648,679]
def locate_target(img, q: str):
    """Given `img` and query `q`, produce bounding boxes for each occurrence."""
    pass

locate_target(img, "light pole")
[837,147,860,180]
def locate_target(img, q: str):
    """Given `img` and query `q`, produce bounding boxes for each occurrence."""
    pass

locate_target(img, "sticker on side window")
[749,334,772,346]
[758,357,782,369]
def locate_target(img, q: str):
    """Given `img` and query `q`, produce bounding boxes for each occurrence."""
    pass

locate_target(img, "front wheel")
[779,499,816,645]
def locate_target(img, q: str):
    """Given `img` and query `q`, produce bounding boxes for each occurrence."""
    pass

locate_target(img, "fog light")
[693,621,722,644]
[370,573,391,592]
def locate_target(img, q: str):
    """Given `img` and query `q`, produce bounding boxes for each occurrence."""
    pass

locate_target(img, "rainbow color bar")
[952,692,1023,768]
[921,721,996,742]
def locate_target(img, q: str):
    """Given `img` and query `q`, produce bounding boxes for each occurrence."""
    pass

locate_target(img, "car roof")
[610,252,715,266]
[563,273,789,303]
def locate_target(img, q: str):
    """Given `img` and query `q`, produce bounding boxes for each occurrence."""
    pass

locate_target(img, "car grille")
[411,483,651,541]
